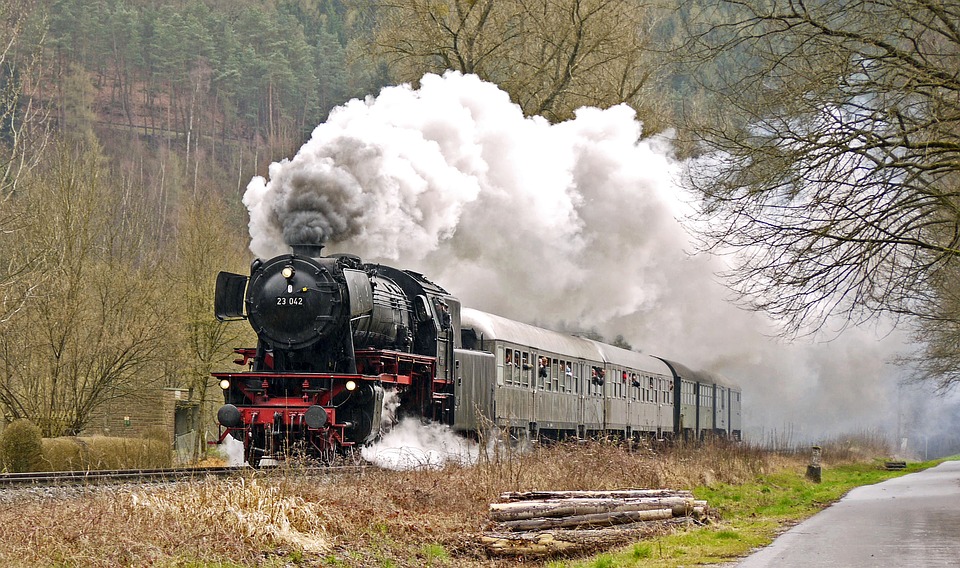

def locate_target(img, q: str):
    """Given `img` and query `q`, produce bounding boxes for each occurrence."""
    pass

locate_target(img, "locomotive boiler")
[213,244,457,466]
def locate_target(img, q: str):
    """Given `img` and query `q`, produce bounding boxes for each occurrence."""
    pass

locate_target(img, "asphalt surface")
[734,460,960,567]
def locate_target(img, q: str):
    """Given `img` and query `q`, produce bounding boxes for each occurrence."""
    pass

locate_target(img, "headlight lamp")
[345,380,357,391]
[281,265,295,279]
[219,379,231,390]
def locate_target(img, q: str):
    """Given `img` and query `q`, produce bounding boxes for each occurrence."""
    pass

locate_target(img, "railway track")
[0,464,367,487]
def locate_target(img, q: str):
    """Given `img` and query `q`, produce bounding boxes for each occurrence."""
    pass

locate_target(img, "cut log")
[481,518,691,558]
[499,489,692,501]
[489,496,696,521]
[496,507,674,531]
[481,489,710,557]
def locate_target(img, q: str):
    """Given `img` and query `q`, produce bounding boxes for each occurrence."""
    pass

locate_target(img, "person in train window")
[505,351,513,366]
[436,298,451,330]
[538,357,548,378]
[565,363,573,377]
[592,368,605,385]
[631,373,641,388]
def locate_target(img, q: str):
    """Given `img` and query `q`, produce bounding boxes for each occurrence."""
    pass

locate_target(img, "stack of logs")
[480,489,708,558]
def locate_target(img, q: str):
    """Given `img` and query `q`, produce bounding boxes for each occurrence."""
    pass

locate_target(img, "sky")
[242,70,954,450]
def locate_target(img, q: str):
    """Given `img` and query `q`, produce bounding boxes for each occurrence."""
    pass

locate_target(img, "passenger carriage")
[454,308,741,442]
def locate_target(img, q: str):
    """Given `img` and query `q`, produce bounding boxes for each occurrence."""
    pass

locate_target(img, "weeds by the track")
[0,435,935,567]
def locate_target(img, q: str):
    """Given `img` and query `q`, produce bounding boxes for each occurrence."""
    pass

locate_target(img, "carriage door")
[655,377,663,439]
[577,361,585,437]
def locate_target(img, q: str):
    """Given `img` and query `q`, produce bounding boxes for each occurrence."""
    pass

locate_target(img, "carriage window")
[496,346,505,386]
[513,351,521,385]
[521,352,530,387]
[589,366,603,396]
[503,350,513,385]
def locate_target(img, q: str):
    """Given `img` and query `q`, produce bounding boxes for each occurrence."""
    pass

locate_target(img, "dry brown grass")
[41,436,172,471]
[0,438,806,567]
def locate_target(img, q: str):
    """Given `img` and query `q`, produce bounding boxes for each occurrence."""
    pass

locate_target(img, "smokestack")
[291,243,325,258]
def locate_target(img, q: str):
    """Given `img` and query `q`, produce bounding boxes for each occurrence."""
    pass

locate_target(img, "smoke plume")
[245,71,940,446]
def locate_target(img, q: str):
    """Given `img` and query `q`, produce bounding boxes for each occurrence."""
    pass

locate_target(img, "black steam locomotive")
[215,246,742,466]
[214,244,457,466]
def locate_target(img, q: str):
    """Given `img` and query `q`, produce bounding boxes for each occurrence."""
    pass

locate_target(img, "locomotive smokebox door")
[215,272,249,321]
[246,256,345,349]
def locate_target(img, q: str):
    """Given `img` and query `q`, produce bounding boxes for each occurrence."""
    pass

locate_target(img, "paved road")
[734,460,960,567]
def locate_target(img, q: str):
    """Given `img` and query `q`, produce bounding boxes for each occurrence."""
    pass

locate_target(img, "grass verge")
[551,458,948,568]
[0,438,945,567]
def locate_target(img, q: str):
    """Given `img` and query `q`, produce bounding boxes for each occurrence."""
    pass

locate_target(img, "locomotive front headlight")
[281,265,295,279]
[345,380,357,391]
[219,379,231,390]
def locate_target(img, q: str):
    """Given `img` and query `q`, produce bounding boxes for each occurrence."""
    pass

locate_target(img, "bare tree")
[907,261,960,390]
[366,0,667,125]
[0,142,170,436]
[679,1,960,342]
[0,1,50,326]
[164,192,252,459]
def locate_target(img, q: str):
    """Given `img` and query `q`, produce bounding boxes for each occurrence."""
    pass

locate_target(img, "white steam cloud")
[244,71,943,447]
[361,389,478,469]
[361,418,478,470]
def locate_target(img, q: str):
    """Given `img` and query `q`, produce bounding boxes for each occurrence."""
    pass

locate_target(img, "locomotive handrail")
[213,371,364,379]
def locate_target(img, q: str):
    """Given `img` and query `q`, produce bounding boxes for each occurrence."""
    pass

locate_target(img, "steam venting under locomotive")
[213,243,457,466]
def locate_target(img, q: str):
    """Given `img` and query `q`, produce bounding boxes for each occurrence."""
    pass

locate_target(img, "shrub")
[0,419,44,473]
[140,426,171,444]
[43,437,88,471]
[40,436,172,471]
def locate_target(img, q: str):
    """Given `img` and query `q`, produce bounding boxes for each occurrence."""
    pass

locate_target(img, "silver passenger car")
[454,308,741,442]
[657,359,742,440]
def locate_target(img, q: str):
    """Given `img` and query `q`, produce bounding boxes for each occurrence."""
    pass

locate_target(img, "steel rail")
[0,464,366,487]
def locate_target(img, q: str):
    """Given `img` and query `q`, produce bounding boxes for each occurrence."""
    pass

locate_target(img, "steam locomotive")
[214,245,741,466]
